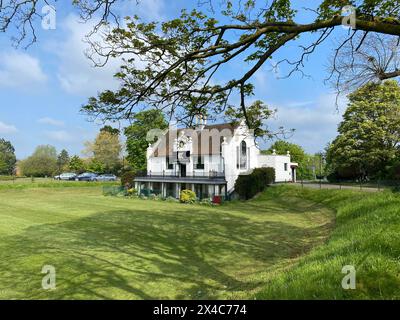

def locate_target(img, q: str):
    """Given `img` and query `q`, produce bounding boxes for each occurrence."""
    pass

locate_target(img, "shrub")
[235,174,257,200]
[337,166,360,180]
[235,167,275,200]
[126,188,137,196]
[253,167,275,188]
[139,194,148,200]
[388,162,400,180]
[200,198,213,206]
[180,189,196,203]
[326,171,340,183]
[121,171,135,187]
[327,166,363,182]
[149,194,161,201]
[103,186,125,196]
[165,196,179,202]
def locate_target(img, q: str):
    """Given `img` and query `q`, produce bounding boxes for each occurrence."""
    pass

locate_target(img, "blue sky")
[0,0,347,159]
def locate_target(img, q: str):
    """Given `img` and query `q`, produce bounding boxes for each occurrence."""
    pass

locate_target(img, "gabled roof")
[152,122,242,157]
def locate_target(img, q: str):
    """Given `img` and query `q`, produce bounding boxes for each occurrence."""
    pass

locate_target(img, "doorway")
[180,164,186,177]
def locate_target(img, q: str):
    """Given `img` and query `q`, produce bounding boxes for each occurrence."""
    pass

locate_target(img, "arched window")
[240,140,247,169]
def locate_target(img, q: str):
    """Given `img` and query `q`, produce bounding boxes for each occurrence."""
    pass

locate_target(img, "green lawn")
[0,185,333,299]
[0,177,118,189]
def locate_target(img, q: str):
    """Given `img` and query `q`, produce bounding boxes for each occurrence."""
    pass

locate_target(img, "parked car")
[54,173,77,181]
[75,172,98,181]
[95,174,117,181]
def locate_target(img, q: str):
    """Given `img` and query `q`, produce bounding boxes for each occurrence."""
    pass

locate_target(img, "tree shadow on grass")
[0,205,333,300]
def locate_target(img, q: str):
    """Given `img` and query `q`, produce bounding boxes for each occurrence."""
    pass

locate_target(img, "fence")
[136,170,225,179]
[103,186,126,196]
[294,179,400,192]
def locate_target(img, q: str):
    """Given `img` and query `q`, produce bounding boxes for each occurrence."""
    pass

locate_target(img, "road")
[290,182,382,192]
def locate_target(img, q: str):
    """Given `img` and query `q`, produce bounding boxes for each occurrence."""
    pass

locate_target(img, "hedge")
[234,167,275,200]
[121,171,135,187]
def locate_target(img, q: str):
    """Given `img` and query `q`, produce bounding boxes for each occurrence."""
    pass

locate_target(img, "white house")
[134,119,298,199]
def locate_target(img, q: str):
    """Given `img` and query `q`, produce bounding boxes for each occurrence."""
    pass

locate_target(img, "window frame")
[195,155,205,170]
[166,156,174,170]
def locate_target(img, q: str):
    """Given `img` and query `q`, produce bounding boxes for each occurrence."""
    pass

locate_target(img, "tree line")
[0,111,168,178]
[4,80,400,182]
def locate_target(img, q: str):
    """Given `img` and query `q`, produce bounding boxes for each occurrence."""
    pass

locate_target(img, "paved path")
[291,182,382,192]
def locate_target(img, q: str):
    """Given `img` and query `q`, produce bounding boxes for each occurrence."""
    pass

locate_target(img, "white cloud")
[49,15,121,96]
[49,0,167,97]
[0,121,18,134]
[38,117,65,127]
[286,100,315,108]
[0,51,47,89]
[268,94,346,153]
[44,130,73,142]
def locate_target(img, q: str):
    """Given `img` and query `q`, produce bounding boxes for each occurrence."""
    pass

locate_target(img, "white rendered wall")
[147,122,295,188]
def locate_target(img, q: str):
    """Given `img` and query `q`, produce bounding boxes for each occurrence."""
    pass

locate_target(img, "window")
[240,140,247,169]
[284,163,288,171]
[236,146,239,169]
[196,156,205,170]
[166,156,173,170]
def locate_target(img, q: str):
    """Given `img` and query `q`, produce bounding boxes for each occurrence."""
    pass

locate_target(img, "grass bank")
[255,185,400,299]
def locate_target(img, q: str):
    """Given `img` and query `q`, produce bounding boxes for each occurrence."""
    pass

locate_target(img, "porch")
[134,177,228,200]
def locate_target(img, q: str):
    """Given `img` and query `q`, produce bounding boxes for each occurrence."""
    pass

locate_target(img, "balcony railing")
[136,170,225,179]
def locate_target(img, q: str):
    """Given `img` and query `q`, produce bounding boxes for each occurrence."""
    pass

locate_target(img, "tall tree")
[20,145,58,177]
[81,1,400,127]
[84,130,122,172]
[4,2,400,65]
[57,149,70,173]
[0,138,17,175]
[100,125,120,136]
[124,109,168,171]
[327,80,400,179]
[69,155,86,174]
[3,1,400,127]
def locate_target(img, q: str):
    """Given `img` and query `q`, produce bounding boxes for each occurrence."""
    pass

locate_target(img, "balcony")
[134,170,226,185]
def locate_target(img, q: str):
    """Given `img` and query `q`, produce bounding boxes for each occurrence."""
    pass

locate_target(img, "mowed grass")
[256,186,400,299]
[0,177,118,190]
[0,185,333,299]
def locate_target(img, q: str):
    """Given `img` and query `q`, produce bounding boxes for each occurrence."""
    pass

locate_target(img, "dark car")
[95,174,117,182]
[75,172,98,181]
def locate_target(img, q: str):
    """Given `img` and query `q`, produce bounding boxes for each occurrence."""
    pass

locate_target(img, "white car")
[95,174,117,181]
[54,173,77,181]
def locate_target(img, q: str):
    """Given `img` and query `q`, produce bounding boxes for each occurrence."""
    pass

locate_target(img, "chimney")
[195,114,206,130]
